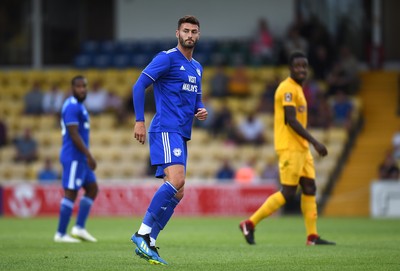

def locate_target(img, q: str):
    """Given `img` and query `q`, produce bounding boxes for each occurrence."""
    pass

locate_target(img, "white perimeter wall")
[116,0,294,40]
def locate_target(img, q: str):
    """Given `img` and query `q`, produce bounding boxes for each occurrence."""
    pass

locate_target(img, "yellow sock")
[250,191,286,225]
[301,194,318,236]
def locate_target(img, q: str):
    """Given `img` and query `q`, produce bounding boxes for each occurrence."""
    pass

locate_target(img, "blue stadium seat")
[74,54,92,69]
[99,40,116,54]
[196,39,216,54]
[131,54,151,68]
[81,41,99,55]
[193,52,211,66]
[117,41,135,54]
[92,54,112,69]
[112,54,131,68]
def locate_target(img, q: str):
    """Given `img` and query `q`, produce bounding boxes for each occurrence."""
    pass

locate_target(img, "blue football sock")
[143,182,177,230]
[57,198,74,235]
[76,196,94,228]
[150,196,180,242]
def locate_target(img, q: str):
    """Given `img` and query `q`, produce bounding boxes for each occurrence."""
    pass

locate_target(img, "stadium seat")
[326,127,348,144]
[131,54,151,68]
[99,40,116,54]
[74,54,92,69]
[81,41,99,55]
[112,54,131,69]
[92,54,112,69]
[38,145,60,161]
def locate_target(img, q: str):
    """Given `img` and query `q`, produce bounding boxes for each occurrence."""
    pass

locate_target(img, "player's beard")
[179,35,197,49]
[74,92,86,103]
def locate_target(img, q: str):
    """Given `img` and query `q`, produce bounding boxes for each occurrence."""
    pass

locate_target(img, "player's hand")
[195,108,208,121]
[86,153,97,170]
[312,141,328,157]
[134,121,146,144]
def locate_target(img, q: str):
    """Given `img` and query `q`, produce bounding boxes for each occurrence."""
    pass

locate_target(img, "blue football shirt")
[60,96,90,163]
[142,47,203,139]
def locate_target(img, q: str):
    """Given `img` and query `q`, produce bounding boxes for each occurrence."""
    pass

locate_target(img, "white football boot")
[54,232,81,243]
[71,226,97,242]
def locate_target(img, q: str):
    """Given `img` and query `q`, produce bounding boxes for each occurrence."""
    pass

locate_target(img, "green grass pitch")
[1,216,400,270]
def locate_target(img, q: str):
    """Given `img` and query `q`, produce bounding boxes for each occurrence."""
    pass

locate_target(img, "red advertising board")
[1,182,277,217]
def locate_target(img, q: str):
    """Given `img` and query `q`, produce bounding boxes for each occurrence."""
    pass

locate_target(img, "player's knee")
[169,177,185,190]
[300,178,316,195]
[85,185,99,199]
[281,186,297,200]
[302,184,316,195]
[175,188,184,200]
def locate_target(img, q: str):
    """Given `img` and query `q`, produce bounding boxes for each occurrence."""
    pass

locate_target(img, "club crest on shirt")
[76,178,82,187]
[173,148,182,157]
[284,92,292,102]
[196,68,201,76]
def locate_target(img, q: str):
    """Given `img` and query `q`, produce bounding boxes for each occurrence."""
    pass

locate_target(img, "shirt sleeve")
[195,93,204,112]
[132,73,153,121]
[281,83,297,107]
[63,104,80,126]
[142,52,171,82]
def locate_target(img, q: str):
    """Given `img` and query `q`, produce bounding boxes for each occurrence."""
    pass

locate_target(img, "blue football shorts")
[61,160,96,190]
[149,132,188,178]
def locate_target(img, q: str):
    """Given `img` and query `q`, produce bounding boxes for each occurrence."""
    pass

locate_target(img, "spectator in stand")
[13,128,38,163]
[224,117,240,145]
[105,90,124,125]
[250,18,275,65]
[236,112,265,146]
[260,158,279,184]
[257,74,280,113]
[85,79,108,115]
[308,45,332,80]
[378,150,399,180]
[337,45,359,93]
[42,83,65,115]
[330,89,353,131]
[302,77,321,113]
[210,104,233,138]
[24,81,44,115]
[282,26,308,62]
[227,64,251,97]
[308,92,333,129]
[38,157,60,183]
[193,95,215,130]
[0,117,7,148]
[115,90,134,126]
[326,46,359,96]
[105,90,123,113]
[235,157,258,184]
[215,159,235,182]
[209,64,229,98]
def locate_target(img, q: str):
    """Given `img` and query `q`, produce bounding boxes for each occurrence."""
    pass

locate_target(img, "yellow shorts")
[277,150,315,186]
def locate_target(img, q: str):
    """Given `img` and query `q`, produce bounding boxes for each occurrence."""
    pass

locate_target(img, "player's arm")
[67,124,97,169]
[194,93,207,121]
[132,73,153,144]
[284,106,327,156]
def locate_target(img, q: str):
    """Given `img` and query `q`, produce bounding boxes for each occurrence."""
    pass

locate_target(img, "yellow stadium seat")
[326,127,348,144]
[38,145,60,161]
[309,128,327,144]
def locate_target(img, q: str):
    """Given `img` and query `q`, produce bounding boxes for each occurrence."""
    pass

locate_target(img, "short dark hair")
[288,51,307,66]
[178,15,200,29]
[71,75,85,86]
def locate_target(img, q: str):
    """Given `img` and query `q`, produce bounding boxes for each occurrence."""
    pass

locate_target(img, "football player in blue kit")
[54,75,98,243]
[131,15,208,265]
